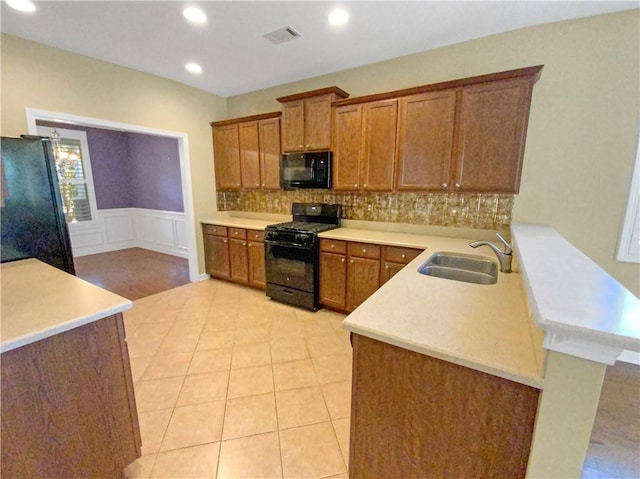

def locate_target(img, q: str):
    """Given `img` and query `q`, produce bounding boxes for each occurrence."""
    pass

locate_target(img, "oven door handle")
[264,239,315,250]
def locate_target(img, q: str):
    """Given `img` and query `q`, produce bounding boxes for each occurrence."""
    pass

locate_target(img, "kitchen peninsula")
[201,212,640,478]
[1,259,141,478]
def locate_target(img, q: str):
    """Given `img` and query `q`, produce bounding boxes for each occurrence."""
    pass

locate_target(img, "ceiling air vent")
[263,26,302,45]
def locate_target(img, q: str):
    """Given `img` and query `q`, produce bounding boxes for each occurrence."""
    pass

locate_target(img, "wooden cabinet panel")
[229,227,247,240]
[320,238,347,254]
[396,90,457,191]
[259,118,282,189]
[281,100,305,152]
[454,78,532,193]
[332,104,363,191]
[229,237,249,283]
[347,256,380,311]
[1,314,140,478]
[212,124,241,189]
[205,233,230,279]
[239,121,261,189]
[381,261,407,285]
[320,251,347,310]
[350,334,539,479]
[304,94,333,150]
[362,99,398,191]
[247,229,266,289]
[348,242,381,260]
[380,245,423,285]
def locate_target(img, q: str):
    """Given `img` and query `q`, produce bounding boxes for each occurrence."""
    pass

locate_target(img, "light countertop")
[339,234,545,388]
[200,212,640,384]
[512,224,640,363]
[1,259,132,353]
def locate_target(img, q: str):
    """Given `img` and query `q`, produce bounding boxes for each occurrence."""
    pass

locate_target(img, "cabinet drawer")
[383,246,423,264]
[248,230,265,242]
[348,242,381,259]
[321,239,347,254]
[229,228,247,239]
[205,225,228,237]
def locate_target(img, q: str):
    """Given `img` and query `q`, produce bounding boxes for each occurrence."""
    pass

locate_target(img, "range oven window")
[265,242,315,293]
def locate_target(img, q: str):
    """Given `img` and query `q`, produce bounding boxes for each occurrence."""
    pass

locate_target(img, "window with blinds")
[55,138,93,222]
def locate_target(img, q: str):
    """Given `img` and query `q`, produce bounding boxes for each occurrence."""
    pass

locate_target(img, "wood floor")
[73,248,639,476]
[74,248,189,301]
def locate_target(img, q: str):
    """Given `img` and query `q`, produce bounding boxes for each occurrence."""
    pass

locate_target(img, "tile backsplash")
[216,190,514,230]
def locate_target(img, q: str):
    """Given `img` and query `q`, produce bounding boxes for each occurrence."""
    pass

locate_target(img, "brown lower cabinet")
[350,334,539,479]
[320,239,423,312]
[203,224,265,290]
[1,313,141,478]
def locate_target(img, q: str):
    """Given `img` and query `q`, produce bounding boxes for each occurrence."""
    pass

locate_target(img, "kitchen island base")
[1,313,141,478]
[349,334,540,479]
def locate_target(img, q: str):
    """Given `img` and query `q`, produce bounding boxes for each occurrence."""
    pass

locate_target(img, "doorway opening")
[26,108,199,283]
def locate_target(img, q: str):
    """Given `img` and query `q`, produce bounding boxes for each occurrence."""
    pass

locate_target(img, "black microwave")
[280,151,332,189]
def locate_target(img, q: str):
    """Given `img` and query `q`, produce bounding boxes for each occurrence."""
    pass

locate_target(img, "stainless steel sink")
[417,251,498,285]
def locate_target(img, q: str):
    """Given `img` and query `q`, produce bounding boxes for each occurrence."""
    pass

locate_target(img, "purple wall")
[37,121,183,212]
[127,133,183,212]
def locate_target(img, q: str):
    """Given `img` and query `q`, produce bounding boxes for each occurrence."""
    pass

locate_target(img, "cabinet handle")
[355,184,359,188]
[306,144,310,148]
[350,260,354,264]
[243,242,246,246]
[455,183,461,190]
[330,244,335,249]
[223,239,227,243]
[363,184,367,188]
[362,248,367,253]
[442,183,448,189]
[385,265,389,269]
[341,258,345,263]
[234,232,239,235]
[256,183,259,187]
[401,254,406,259]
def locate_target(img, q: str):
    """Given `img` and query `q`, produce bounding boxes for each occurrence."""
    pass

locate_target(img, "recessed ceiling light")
[183,6,207,24]
[185,63,203,74]
[6,0,36,13]
[328,8,349,26]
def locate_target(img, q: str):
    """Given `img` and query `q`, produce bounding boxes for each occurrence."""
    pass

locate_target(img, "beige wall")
[227,10,640,295]
[1,33,229,274]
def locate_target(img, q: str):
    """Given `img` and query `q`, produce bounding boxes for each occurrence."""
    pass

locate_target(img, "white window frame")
[36,126,100,233]
[617,130,640,263]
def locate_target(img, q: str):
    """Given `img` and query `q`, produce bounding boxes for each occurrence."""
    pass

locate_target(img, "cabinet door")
[258,118,282,189]
[206,235,230,279]
[396,90,457,191]
[362,99,398,191]
[212,124,241,189]
[319,251,347,310]
[332,104,363,191]
[281,100,305,152]
[454,78,532,193]
[229,238,249,284]
[304,94,333,150]
[347,256,380,311]
[238,121,261,189]
[381,262,406,285]
[248,240,266,289]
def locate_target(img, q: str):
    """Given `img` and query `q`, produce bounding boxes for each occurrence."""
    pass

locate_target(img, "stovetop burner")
[266,221,339,234]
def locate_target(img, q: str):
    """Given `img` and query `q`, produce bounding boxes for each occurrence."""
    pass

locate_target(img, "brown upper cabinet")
[452,77,533,193]
[211,112,282,190]
[332,65,542,194]
[396,90,457,191]
[332,99,398,192]
[277,87,349,152]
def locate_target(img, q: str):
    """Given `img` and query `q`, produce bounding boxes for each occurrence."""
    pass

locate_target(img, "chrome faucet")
[469,233,512,273]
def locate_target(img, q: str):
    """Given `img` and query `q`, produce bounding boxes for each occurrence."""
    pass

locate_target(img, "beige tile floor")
[123,279,351,479]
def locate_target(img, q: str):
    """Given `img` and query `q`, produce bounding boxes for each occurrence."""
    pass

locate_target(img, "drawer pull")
[401,254,406,259]
[331,244,335,249]
[362,249,366,253]
[341,258,345,263]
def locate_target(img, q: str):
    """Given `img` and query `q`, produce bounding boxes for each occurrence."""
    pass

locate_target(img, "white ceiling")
[1,1,637,97]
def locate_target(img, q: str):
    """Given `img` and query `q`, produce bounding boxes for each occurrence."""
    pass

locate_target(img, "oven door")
[264,240,316,293]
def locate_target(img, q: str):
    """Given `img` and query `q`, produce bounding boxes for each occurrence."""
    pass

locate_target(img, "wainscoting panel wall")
[70,208,187,258]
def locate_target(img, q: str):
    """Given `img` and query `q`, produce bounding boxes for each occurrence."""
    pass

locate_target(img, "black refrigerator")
[1,135,75,274]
